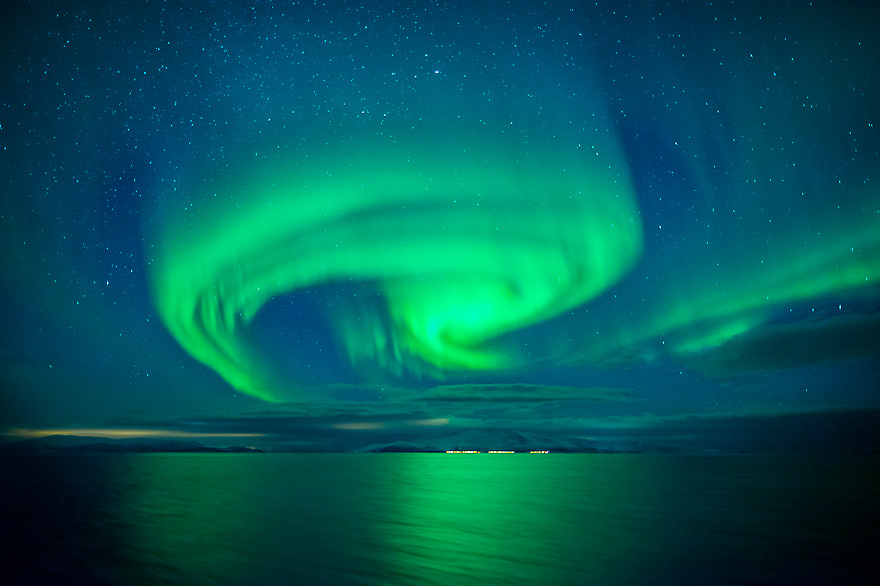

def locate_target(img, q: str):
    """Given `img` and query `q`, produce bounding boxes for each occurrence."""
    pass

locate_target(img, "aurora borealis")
[2,1,879,450]
[151,120,642,400]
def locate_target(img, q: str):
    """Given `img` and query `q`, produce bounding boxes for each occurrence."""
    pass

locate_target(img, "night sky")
[2,1,879,451]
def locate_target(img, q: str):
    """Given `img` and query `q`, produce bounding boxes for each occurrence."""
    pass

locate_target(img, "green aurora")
[151,129,643,401]
[150,113,880,403]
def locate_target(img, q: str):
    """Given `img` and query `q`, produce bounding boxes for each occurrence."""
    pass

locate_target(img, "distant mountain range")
[4,429,877,455]
[358,429,682,453]
[0,435,263,454]
[0,430,686,454]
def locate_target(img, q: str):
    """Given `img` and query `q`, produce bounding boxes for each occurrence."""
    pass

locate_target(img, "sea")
[2,453,879,585]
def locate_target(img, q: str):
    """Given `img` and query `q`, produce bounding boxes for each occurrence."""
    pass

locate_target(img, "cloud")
[681,311,880,376]
[16,383,635,441]
[413,383,637,404]
[9,398,878,453]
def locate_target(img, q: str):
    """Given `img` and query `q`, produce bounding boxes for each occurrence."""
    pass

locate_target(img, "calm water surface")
[2,453,879,585]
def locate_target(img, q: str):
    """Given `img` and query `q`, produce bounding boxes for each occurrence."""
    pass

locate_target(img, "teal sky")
[2,1,878,451]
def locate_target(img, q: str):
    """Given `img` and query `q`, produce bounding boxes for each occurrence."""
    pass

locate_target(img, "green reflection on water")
[379,454,657,585]
[115,453,659,585]
[121,454,263,584]
[10,453,879,584]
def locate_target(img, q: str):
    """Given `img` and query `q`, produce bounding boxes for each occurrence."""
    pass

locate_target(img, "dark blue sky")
[2,1,878,450]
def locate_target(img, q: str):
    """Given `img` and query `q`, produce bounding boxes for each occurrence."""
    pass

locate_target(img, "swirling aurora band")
[150,136,643,401]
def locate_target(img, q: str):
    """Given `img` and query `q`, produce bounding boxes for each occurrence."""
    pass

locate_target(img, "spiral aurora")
[150,132,642,401]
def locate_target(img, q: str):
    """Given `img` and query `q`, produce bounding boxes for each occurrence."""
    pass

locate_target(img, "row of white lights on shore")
[445,450,550,453]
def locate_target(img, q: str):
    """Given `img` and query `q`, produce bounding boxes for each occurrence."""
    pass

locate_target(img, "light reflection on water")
[2,453,879,585]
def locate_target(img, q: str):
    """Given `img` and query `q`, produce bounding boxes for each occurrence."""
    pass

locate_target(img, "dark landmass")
[0,435,264,454]
[357,429,681,454]
[7,430,878,455]
[265,444,348,453]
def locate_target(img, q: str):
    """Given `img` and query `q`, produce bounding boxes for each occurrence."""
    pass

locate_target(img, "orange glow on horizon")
[331,422,387,430]
[2,427,265,440]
